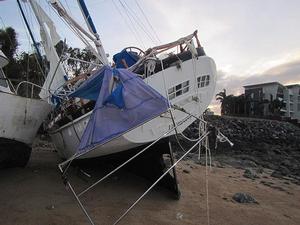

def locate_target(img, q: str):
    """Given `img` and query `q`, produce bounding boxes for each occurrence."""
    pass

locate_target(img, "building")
[243,82,285,117]
[243,82,300,121]
[285,84,300,120]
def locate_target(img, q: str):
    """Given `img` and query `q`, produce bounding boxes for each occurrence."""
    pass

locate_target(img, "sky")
[0,0,300,114]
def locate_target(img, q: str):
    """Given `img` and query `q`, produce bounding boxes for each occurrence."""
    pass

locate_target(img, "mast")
[49,0,109,65]
[28,0,67,102]
[76,0,108,65]
[77,0,98,37]
[16,0,44,77]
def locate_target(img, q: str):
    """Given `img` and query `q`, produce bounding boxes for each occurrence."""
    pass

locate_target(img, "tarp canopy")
[69,66,106,101]
[113,49,140,68]
[70,66,169,154]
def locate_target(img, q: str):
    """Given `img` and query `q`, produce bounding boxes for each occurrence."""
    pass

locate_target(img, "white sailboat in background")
[0,50,51,167]
[25,0,217,160]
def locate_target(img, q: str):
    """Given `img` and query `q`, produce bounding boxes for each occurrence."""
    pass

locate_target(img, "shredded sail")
[29,0,67,101]
[69,66,169,154]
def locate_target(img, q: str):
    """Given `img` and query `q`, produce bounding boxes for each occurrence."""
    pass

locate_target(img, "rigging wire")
[17,3,46,83]
[120,0,157,45]
[112,0,146,49]
[63,0,74,18]
[134,0,161,44]
[46,1,97,55]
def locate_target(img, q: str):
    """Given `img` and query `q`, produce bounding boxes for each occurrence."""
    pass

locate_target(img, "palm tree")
[216,89,227,115]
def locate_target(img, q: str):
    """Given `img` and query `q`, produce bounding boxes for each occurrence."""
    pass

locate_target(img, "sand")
[0,144,299,225]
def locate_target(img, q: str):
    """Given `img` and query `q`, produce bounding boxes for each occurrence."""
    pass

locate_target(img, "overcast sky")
[1,0,299,113]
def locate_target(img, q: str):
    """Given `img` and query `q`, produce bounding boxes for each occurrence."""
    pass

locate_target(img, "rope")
[205,134,210,225]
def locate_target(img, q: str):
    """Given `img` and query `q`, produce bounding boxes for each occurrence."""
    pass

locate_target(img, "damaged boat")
[22,0,219,223]
[0,50,51,167]
[32,0,218,161]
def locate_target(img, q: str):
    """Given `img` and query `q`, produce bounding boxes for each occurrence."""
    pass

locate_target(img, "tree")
[216,89,227,115]
[0,27,21,81]
[0,27,46,97]
[0,27,19,60]
[269,99,285,116]
[1,27,97,97]
[55,40,96,77]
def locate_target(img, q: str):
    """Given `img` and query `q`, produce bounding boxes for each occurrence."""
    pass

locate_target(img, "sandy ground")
[0,143,299,225]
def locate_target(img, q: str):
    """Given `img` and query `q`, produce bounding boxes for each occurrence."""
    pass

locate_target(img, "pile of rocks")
[205,116,300,146]
[180,115,300,180]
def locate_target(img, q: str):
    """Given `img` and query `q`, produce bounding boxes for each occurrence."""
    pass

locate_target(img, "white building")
[285,84,300,121]
[243,82,300,121]
[244,82,285,116]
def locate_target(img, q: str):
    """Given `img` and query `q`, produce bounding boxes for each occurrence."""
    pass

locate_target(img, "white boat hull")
[0,92,51,146]
[50,56,217,159]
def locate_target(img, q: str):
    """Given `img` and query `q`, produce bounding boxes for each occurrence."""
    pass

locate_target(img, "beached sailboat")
[0,50,51,167]
[27,0,217,161]
[23,1,219,223]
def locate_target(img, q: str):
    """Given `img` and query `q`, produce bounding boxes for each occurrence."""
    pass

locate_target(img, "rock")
[256,167,264,174]
[174,115,300,178]
[232,193,258,204]
[243,169,259,179]
[45,205,55,210]
[260,180,272,187]
[278,166,290,176]
[183,169,190,174]
[271,186,286,192]
[271,171,283,178]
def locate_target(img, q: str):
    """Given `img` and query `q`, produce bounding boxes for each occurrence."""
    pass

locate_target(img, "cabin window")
[0,69,8,88]
[197,75,210,88]
[168,80,190,100]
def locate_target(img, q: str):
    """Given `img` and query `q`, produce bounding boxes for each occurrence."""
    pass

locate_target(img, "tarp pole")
[58,166,95,225]
[77,113,193,197]
[66,180,95,225]
[113,131,210,225]
[59,114,211,225]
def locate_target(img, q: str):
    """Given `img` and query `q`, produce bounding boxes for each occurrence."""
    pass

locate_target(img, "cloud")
[210,57,300,114]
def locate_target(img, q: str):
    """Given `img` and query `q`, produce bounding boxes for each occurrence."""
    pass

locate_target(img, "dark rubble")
[174,115,300,182]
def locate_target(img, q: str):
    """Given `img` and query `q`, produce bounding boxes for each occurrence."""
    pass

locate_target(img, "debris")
[176,212,183,220]
[232,192,258,204]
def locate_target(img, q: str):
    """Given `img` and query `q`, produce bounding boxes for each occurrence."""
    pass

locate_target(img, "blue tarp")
[70,66,169,154]
[69,66,106,101]
[113,50,140,68]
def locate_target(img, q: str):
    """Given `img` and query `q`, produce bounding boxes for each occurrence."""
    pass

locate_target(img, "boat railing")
[15,81,47,99]
[130,30,202,73]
